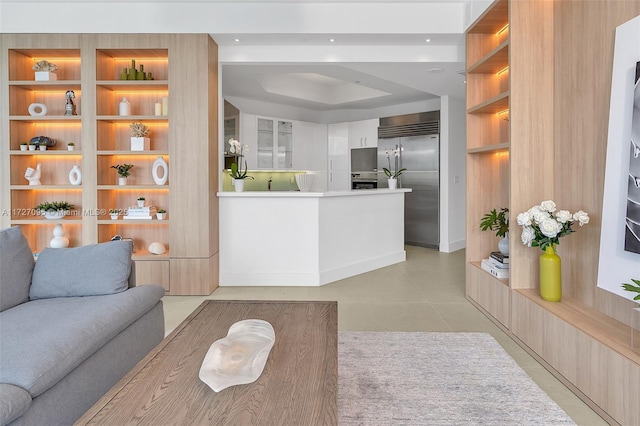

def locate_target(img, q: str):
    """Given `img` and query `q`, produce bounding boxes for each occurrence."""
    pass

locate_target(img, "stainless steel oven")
[351,172,378,190]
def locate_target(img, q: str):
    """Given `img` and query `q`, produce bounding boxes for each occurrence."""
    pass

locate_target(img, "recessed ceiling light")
[427,67,444,73]
[426,38,431,43]
[329,38,335,42]
[234,38,240,42]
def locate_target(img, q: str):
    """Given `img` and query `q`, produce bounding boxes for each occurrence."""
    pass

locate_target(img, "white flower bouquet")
[383,148,406,178]
[516,200,589,251]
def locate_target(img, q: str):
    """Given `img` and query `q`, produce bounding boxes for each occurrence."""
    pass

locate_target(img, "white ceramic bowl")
[295,173,314,192]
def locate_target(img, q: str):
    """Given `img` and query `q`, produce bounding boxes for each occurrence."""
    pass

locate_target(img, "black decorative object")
[29,136,57,148]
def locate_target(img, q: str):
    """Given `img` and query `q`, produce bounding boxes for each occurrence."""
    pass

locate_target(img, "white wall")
[439,95,466,252]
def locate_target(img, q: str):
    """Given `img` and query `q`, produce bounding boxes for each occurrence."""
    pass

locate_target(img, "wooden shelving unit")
[465,1,640,424]
[1,34,220,296]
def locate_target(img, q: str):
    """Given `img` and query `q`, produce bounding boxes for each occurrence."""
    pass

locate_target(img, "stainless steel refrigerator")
[378,134,439,248]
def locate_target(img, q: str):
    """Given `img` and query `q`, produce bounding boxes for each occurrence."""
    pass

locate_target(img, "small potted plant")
[137,197,145,207]
[480,207,509,255]
[39,143,47,151]
[19,142,28,151]
[228,138,253,192]
[109,209,119,220]
[130,122,150,151]
[383,148,407,190]
[156,209,166,220]
[67,142,75,151]
[35,201,74,220]
[111,164,134,185]
[28,141,37,151]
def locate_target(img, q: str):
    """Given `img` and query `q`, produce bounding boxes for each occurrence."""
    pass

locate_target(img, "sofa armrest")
[0,384,32,426]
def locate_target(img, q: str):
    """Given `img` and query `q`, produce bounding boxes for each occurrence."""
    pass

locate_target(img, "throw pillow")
[0,227,35,312]
[29,240,132,300]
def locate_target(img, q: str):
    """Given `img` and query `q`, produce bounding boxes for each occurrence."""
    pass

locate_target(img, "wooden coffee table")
[75,300,338,425]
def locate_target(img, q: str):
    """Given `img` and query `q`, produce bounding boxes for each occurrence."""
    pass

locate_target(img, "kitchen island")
[218,189,411,286]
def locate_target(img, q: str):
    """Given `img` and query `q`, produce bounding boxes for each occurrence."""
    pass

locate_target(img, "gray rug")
[338,332,576,425]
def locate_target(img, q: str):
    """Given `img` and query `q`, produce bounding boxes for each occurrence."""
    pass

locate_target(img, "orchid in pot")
[516,200,589,302]
[383,148,406,190]
[228,138,253,192]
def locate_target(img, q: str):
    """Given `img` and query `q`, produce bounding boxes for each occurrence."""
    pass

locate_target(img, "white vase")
[28,145,36,151]
[39,145,46,151]
[156,212,165,220]
[118,177,128,186]
[152,156,168,185]
[498,233,509,256]
[50,224,69,248]
[67,145,75,151]
[137,200,145,207]
[110,214,119,220]
[234,179,245,192]
[119,97,131,116]
[388,178,397,190]
[68,165,82,185]
[20,145,27,151]
[130,137,150,151]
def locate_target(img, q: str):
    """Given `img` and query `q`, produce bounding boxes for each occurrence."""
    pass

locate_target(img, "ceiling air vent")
[378,120,440,138]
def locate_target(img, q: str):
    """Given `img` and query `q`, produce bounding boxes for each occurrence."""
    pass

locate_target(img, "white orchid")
[228,139,253,180]
[517,200,589,251]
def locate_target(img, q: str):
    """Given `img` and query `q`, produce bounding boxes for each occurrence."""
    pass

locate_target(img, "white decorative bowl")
[199,319,275,392]
[43,210,65,220]
[295,173,314,192]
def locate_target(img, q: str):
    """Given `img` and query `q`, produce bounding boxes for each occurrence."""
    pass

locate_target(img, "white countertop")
[217,188,412,198]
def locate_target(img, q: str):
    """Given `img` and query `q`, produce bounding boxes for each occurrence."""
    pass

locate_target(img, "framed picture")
[598,15,640,300]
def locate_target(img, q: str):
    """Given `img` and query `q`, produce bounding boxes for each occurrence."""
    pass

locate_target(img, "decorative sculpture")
[50,224,69,248]
[25,164,42,186]
[68,165,82,186]
[28,103,47,117]
[152,156,168,185]
[148,242,166,255]
[65,90,77,116]
[32,60,57,72]
[199,319,276,392]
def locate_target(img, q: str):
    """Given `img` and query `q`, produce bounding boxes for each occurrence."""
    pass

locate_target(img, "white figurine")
[25,164,42,186]
[50,224,69,248]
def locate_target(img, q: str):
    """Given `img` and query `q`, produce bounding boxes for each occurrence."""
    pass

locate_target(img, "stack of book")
[124,206,157,220]
[480,251,509,279]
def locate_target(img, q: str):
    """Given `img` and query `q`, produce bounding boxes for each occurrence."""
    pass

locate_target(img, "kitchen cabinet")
[257,117,293,169]
[328,123,350,191]
[348,118,379,149]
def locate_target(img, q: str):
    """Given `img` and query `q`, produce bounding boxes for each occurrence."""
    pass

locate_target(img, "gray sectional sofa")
[0,226,165,426]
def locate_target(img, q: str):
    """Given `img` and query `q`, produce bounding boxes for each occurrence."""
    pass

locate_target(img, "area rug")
[338,332,575,425]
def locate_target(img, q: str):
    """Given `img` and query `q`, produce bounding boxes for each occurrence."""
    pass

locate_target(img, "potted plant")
[111,164,134,185]
[228,138,253,192]
[67,142,75,151]
[32,59,57,81]
[383,148,406,190]
[109,209,119,220]
[28,141,37,151]
[622,279,640,303]
[20,142,28,151]
[156,209,166,220]
[130,122,150,151]
[480,207,509,255]
[39,143,47,151]
[137,197,145,207]
[35,201,74,220]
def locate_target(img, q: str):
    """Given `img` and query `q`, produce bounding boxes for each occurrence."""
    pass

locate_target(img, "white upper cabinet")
[348,118,379,149]
[328,123,350,191]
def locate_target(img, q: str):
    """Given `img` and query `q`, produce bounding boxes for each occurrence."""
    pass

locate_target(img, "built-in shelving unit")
[465,1,640,424]
[1,34,220,296]
[465,0,510,328]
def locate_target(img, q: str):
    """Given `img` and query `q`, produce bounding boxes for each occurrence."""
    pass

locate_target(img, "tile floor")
[162,245,607,425]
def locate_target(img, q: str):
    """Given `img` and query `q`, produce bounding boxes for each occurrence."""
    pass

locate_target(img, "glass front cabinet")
[257,117,292,169]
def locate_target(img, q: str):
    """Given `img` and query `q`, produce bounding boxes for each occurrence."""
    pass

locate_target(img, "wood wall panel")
[554,1,640,318]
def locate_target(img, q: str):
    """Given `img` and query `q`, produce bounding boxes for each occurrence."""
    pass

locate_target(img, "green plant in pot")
[111,164,134,185]
[622,279,640,303]
[35,201,75,219]
[480,207,509,255]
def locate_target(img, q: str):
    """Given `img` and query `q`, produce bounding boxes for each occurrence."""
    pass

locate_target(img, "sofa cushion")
[0,227,35,312]
[0,285,165,397]
[30,240,132,300]
[0,384,32,426]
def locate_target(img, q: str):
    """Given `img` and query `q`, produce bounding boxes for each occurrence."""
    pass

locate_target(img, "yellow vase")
[540,245,562,302]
